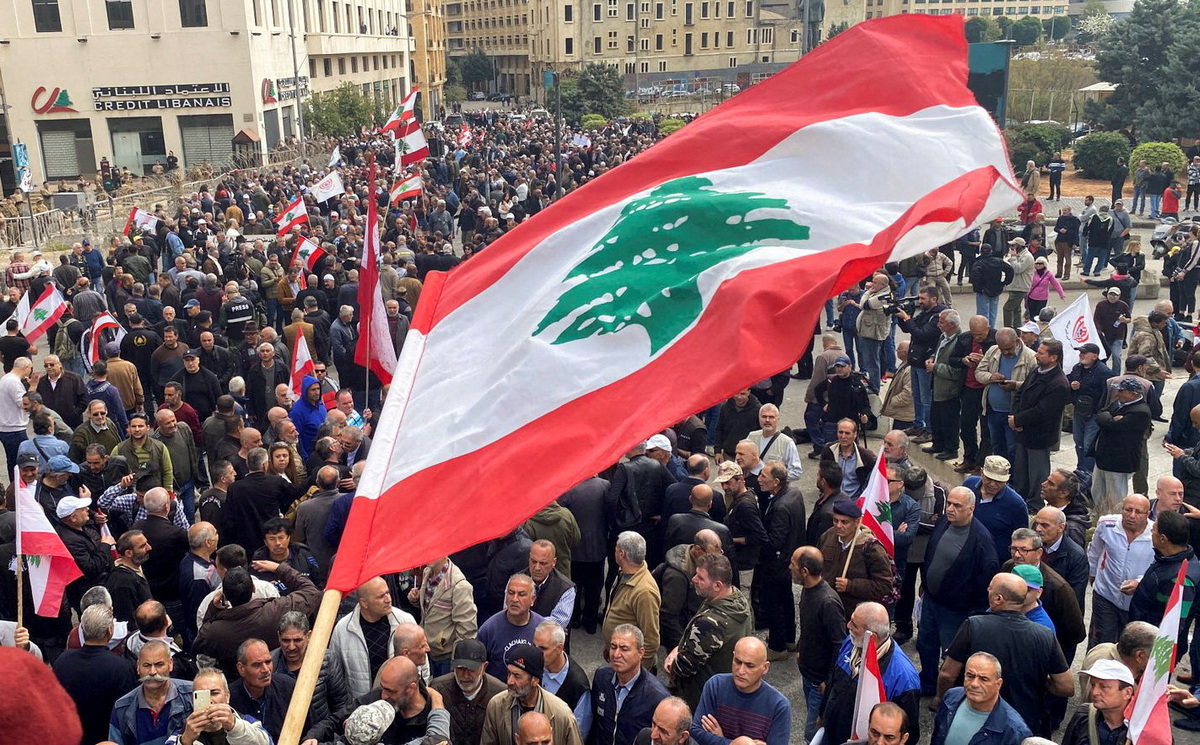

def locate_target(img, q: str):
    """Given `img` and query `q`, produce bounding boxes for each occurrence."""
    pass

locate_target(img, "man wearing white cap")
[1093,286,1131,375]
[1003,237,1033,330]
[53,494,115,612]
[1060,659,1134,745]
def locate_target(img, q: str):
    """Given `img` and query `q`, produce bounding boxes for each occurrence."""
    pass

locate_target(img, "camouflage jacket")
[671,587,752,708]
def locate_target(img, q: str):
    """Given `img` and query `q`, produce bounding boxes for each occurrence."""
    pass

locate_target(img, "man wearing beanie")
[480,642,582,745]
[817,499,893,620]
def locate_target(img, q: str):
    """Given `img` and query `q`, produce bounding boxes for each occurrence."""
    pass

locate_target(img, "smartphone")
[193,689,211,712]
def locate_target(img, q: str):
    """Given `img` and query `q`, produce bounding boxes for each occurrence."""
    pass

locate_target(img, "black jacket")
[757,485,807,574]
[551,655,592,710]
[921,518,999,613]
[1043,535,1090,611]
[606,455,674,532]
[812,374,871,426]
[171,366,223,421]
[245,361,290,427]
[969,255,1014,298]
[897,304,949,365]
[559,476,609,564]
[1093,398,1153,473]
[587,665,670,745]
[1013,367,1071,449]
[231,675,299,742]
[714,394,762,458]
[796,579,845,681]
[56,522,113,611]
[106,564,152,622]
[664,510,732,556]
[52,644,137,745]
[134,514,190,602]
[223,472,294,553]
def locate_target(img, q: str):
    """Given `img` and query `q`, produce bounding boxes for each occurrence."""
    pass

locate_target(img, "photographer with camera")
[895,287,948,444]
[849,273,893,393]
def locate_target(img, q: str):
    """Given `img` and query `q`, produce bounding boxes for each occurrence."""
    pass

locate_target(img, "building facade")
[409,0,448,116]
[0,0,413,186]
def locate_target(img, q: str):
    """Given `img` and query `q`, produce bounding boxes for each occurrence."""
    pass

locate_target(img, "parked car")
[468,91,486,101]
[722,83,741,93]
[444,114,465,128]
[529,108,551,119]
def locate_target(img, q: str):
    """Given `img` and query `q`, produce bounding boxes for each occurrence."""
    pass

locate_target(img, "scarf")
[850,635,893,675]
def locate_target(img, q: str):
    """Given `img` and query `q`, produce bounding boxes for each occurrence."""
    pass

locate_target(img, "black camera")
[882,295,920,316]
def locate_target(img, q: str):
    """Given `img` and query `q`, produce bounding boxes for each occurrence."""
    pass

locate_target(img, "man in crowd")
[1087,495,1155,647]
[690,637,790,745]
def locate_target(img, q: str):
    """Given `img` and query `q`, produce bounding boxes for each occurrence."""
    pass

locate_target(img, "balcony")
[306,31,414,57]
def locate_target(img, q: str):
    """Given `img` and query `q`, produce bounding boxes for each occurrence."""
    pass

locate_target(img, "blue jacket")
[822,636,921,745]
[963,476,1031,561]
[921,517,999,614]
[290,374,327,458]
[889,493,922,577]
[932,687,1030,745]
[587,665,669,745]
[109,679,194,745]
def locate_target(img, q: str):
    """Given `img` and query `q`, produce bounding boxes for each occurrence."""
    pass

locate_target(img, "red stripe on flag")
[328,164,1009,589]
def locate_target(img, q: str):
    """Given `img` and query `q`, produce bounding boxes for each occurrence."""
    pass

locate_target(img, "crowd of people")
[2,110,1200,745]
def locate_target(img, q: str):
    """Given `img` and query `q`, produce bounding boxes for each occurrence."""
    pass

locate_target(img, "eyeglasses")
[1009,545,1038,554]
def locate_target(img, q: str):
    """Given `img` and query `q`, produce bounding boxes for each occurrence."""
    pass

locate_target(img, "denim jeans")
[805,401,828,451]
[1084,243,1111,276]
[882,320,898,376]
[858,337,883,392]
[0,430,24,475]
[911,366,932,429]
[802,674,824,742]
[1133,186,1147,214]
[987,409,1014,461]
[975,294,999,327]
[1073,414,1099,473]
[1108,339,1124,375]
[177,480,196,523]
[1150,193,1163,218]
[267,298,284,332]
[842,329,857,368]
[704,404,721,447]
[824,299,835,327]
[917,595,970,693]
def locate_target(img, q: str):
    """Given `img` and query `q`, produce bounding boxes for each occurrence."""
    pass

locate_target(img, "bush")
[659,118,686,135]
[1004,123,1072,171]
[581,114,608,131]
[1074,132,1132,180]
[1129,141,1186,176]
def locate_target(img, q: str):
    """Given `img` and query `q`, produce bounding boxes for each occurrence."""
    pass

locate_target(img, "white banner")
[329,146,342,167]
[1045,293,1107,371]
[312,171,345,202]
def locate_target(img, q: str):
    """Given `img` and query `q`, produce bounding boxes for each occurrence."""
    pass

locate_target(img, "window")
[106,0,135,29]
[625,61,635,73]
[714,0,720,16]
[324,58,333,75]
[655,1,663,17]
[318,0,326,30]
[626,2,634,18]
[594,35,602,52]
[745,0,752,14]
[726,0,733,14]
[31,0,61,31]
[658,60,666,71]
[627,34,634,50]
[332,1,339,31]
[310,58,317,77]
[762,26,772,43]
[564,3,573,20]
[639,37,648,49]
[713,30,718,46]
[700,1,708,16]
[700,31,707,46]
[382,54,388,68]
[726,29,733,45]
[565,36,574,53]
[655,32,663,49]
[608,0,617,16]
[338,57,346,73]
[729,55,736,67]
[790,28,798,42]
[684,31,692,53]
[373,55,379,70]
[593,2,601,18]
[640,61,649,72]
[746,27,755,43]
[608,29,618,47]
[640,16,648,26]
[351,56,358,72]
[684,1,692,22]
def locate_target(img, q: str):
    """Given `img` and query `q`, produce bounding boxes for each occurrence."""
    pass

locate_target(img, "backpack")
[54,318,81,366]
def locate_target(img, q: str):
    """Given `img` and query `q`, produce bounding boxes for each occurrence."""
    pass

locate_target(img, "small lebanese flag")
[856,453,895,558]
[396,119,430,167]
[1126,559,1189,745]
[274,196,309,235]
[382,86,419,136]
[391,174,423,204]
[14,466,82,616]
[291,332,316,400]
[851,631,887,739]
[293,237,326,273]
[16,284,67,343]
[122,207,159,237]
[87,311,126,364]
[457,124,473,148]
[312,171,346,203]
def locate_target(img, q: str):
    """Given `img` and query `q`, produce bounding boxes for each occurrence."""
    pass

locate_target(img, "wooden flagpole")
[14,551,22,630]
[278,588,343,745]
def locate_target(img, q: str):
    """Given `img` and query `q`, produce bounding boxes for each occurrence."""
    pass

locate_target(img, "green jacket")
[670,587,753,709]
[522,502,581,579]
[931,331,965,402]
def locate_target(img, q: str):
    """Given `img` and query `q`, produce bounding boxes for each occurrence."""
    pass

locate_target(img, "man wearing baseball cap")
[1067,342,1113,474]
[480,642,582,745]
[430,639,506,745]
[53,494,114,613]
[1090,377,1152,515]
[1093,286,1131,375]
[1061,659,1134,745]
[1003,236,1033,330]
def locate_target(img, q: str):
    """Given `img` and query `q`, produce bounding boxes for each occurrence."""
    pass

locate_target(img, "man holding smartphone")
[177,668,270,745]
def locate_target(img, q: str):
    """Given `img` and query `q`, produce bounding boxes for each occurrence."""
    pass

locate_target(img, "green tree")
[1042,15,1070,40]
[1132,14,1200,140]
[461,49,495,90]
[534,175,810,354]
[1073,131,1131,179]
[996,16,1014,36]
[445,57,462,86]
[659,118,686,135]
[1093,0,1199,137]
[302,83,375,137]
[445,84,467,105]
[965,16,1000,43]
[558,64,627,122]
[1011,16,1043,46]
[1129,142,1187,175]
[824,21,850,41]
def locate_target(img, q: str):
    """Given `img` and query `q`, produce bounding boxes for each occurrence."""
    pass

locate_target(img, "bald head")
[690,483,714,512]
[734,636,767,663]
[516,711,553,745]
[693,528,722,553]
[968,315,990,336]
[989,573,1028,609]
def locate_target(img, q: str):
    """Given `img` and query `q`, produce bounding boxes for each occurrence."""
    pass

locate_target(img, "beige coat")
[974,343,1037,414]
[416,560,478,661]
[856,288,891,341]
[880,362,915,422]
[602,562,661,668]
[481,688,583,745]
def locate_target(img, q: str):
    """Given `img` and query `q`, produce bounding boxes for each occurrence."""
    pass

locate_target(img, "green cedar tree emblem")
[875,500,892,523]
[33,308,48,322]
[534,175,811,354]
[1151,632,1174,679]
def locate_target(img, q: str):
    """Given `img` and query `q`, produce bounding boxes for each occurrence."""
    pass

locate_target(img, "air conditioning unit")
[51,192,88,212]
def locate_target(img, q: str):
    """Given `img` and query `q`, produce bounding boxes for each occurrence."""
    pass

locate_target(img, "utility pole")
[554,69,563,198]
[287,0,306,144]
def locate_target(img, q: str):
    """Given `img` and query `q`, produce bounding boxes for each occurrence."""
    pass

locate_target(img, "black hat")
[451,639,487,668]
[832,499,862,519]
[503,643,544,680]
[183,348,200,359]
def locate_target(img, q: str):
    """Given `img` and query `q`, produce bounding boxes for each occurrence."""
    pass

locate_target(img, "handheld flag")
[354,159,398,384]
[382,86,419,136]
[329,146,343,167]
[1126,560,1189,745]
[293,237,327,273]
[291,333,317,400]
[14,466,82,616]
[1046,293,1107,370]
[312,171,346,203]
[457,124,473,148]
[274,196,309,235]
[86,311,126,364]
[122,207,159,237]
[397,120,430,167]
[326,16,1021,591]
[390,174,423,205]
[15,284,67,343]
[856,453,895,558]
[851,632,887,739]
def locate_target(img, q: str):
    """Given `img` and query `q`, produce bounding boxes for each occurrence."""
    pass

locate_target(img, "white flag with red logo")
[293,237,326,272]
[1126,560,1188,745]
[291,332,317,399]
[274,196,309,235]
[326,16,1021,591]
[851,632,887,739]
[15,466,82,616]
[1046,293,1107,370]
[390,174,423,205]
[16,284,66,343]
[312,171,346,203]
[122,207,159,237]
[857,450,895,558]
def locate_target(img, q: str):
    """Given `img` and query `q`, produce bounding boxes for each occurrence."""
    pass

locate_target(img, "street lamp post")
[286,0,306,144]
[553,69,562,198]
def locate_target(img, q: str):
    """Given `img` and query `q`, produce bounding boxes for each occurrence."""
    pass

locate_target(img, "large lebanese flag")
[274,196,308,235]
[1126,559,1188,745]
[16,284,67,343]
[327,16,1021,591]
[354,160,398,384]
[292,237,326,272]
[382,86,419,136]
[14,467,82,616]
[396,120,430,167]
[857,453,895,557]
